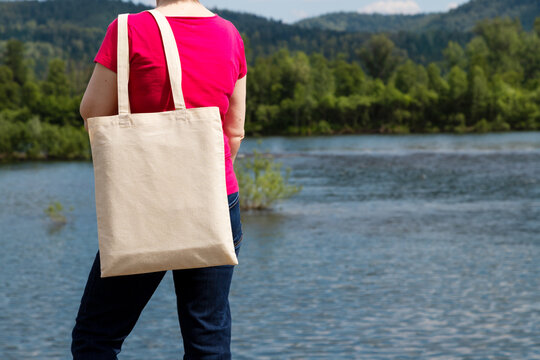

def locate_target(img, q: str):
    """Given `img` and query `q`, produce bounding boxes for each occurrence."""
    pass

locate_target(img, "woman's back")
[73,3,247,358]
[93,10,247,195]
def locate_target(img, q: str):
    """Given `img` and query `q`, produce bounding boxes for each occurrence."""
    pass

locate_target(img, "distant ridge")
[295,0,540,32]
[0,0,534,77]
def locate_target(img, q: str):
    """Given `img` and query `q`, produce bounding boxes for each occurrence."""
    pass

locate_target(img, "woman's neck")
[156,0,197,5]
[155,1,214,17]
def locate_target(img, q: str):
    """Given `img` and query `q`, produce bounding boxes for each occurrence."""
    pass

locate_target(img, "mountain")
[296,12,435,33]
[0,0,345,66]
[0,0,470,76]
[296,0,540,33]
[1,0,535,82]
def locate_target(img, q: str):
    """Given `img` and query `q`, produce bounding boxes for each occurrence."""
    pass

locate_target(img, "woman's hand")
[80,63,118,131]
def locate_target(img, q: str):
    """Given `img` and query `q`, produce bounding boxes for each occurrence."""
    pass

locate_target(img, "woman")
[72,0,247,358]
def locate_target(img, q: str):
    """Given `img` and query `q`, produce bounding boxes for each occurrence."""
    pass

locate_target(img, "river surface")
[0,132,539,359]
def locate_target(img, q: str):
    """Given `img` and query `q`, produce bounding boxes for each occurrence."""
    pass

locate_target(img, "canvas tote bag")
[87,9,238,277]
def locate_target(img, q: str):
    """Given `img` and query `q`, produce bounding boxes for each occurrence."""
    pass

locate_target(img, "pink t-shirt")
[93,10,247,195]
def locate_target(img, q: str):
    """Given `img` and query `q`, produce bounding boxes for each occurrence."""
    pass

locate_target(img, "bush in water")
[235,149,301,210]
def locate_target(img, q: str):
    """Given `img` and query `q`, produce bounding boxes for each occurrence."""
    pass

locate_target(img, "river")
[0,132,538,359]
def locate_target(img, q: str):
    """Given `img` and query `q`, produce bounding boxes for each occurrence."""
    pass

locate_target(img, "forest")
[0,0,539,161]
[297,0,540,33]
[0,0,474,69]
[244,17,540,135]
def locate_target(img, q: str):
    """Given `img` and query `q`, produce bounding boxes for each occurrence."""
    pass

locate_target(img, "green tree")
[443,41,466,69]
[37,58,80,126]
[519,29,540,89]
[4,39,28,86]
[309,53,335,100]
[331,56,365,96]
[0,66,21,109]
[492,74,538,130]
[473,17,524,79]
[427,63,449,95]
[445,65,468,130]
[535,17,540,36]
[466,36,490,75]
[393,60,428,94]
[22,81,41,111]
[358,34,401,81]
[42,58,70,97]
[468,65,490,125]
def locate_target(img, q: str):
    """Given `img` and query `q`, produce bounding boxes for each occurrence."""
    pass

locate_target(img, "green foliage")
[332,56,366,96]
[0,110,90,161]
[44,200,73,224]
[393,60,428,94]
[0,0,472,74]
[473,17,523,75]
[1,0,537,77]
[443,41,467,69]
[0,65,21,109]
[473,118,491,133]
[449,113,468,133]
[234,149,302,210]
[358,34,402,81]
[42,58,70,96]
[0,1,539,165]
[243,14,540,135]
[4,39,28,85]
[469,66,490,124]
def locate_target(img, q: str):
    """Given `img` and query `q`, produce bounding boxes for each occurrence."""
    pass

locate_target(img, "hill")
[0,0,472,79]
[296,0,540,33]
[296,12,435,33]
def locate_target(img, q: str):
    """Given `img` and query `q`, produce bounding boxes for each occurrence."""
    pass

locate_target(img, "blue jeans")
[72,191,243,360]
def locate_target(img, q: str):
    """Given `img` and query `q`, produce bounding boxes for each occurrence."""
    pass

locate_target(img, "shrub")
[44,200,69,224]
[473,118,491,133]
[0,113,90,160]
[235,149,301,210]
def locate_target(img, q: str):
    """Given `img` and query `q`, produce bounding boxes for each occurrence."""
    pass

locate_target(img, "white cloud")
[359,0,422,15]
[291,9,309,21]
[446,2,459,10]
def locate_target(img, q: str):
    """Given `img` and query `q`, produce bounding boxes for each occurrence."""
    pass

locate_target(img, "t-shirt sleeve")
[94,18,118,73]
[237,32,247,79]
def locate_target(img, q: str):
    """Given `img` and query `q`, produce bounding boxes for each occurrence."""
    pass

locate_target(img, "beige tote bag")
[87,9,238,277]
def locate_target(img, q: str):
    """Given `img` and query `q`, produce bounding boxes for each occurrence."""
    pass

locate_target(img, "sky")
[136,0,471,24]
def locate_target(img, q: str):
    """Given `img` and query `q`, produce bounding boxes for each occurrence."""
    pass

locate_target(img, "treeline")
[246,17,540,135]
[0,41,89,161]
[0,16,539,161]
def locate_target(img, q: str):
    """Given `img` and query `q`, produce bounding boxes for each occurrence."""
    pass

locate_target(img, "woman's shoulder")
[217,17,244,39]
[130,11,241,35]
[102,10,244,46]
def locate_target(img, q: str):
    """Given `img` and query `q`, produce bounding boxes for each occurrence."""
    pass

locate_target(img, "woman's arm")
[224,75,246,165]
[80,63,118,132]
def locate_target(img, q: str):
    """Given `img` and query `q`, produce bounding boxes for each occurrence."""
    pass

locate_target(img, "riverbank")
[1,127,536,164]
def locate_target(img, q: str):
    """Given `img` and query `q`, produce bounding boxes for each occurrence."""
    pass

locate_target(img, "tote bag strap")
[147,9,187,111]
[117,13,131,115]
[116,10,188,116]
